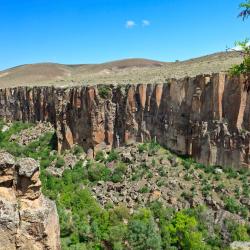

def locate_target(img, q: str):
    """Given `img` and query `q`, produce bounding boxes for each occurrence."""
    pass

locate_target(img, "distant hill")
[0,52,243,88]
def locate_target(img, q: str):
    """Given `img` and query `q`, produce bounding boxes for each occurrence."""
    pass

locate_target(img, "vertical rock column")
[0,152,61,250]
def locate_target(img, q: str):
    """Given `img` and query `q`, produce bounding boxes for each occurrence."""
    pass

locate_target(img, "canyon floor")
[0,121,249,250]
[0,51,243,88]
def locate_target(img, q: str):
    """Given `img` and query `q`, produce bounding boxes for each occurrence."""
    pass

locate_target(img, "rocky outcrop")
[230,242,250,250]
[0,73,249,168]
[9,122,54,145]
[0,152,61,250]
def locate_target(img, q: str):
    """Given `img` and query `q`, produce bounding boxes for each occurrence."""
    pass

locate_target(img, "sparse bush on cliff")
[138,141,160,155]
[98,85,111,99]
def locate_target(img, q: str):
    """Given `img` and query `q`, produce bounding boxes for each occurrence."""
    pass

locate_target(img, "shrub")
[181,191,193,200]
[184,173,192,181]
[95,151,106,162]
[201,183,212,197]
[234,186,241,198]
[165,211,210,250]
[111,162,127,183]
[109,205,130,223]
[55,156,65,168]
[156,179,166,187]
[152,158,156,166]
[224,197,241,214]
[127,209,162,250]
[148,141,160,155]
[147,171,153,179]
[98,85,111,99]
[225,167,238,179]
[88,163,111,182]
[158,166,167,177]
[183,160,192,170]
[107,149,119,162]
[204,165,214,174]
[242,183,250,198]
[139,186,150,193]
[138,143,147,153]
[72,145,84,156]
[215,183,225,192]
[226,220,250,241]
[108,224,127,250]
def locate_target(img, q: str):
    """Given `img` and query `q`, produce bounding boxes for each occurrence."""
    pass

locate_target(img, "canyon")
[0,52,249,249]
[0,72,249,168]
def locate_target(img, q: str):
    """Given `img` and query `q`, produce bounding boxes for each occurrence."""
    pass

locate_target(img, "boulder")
[230,241,250,250]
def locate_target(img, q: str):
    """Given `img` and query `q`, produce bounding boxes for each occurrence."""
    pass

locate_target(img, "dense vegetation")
[0,121,249,249]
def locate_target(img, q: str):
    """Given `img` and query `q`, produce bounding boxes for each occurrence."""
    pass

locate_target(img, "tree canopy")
[239,0,250,20]
[230,1,250,76]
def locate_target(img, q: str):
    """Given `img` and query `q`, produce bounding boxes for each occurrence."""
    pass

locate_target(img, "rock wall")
[0,73,249,168]
[0,152,61,250]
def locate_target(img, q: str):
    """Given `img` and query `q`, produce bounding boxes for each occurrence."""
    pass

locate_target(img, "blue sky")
[0,0,249,70]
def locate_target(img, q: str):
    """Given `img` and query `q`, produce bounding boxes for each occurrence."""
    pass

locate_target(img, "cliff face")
[0,73,249,168]
[0,152,61,250]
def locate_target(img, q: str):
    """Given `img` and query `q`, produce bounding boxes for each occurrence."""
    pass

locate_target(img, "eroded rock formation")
[0,152,61,250]
[0,73,249,168]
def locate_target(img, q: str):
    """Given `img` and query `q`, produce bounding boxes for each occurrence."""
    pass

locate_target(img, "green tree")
[165,212,210,250]
[127,209,162,250]
[239,0,250,20]
[230,1,250,76]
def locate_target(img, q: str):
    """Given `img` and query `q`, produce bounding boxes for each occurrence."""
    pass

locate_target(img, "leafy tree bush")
[165,211,210,250]
[226,219,250,241]
[98,85,111,99]
[239,0,250,19]
[224,197,241,214]
[127,209,162,250]
[139,186,150,193]
[111,162,127,183]
[95,150,106,162]
[72,145,84,156]
[230,2,250,77]
[55,156,65,168]
[87,162,111,182]
[138,143,147,153]
[107,149,119,162]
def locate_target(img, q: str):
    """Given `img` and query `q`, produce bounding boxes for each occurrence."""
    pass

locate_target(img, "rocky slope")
[0,121,249,249]
[88,143,250,215]
[0,73,249,168]
[0,151,61,250]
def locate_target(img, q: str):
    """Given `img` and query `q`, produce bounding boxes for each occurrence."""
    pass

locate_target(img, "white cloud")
[126,20,136,28]
[142,20,150,27]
